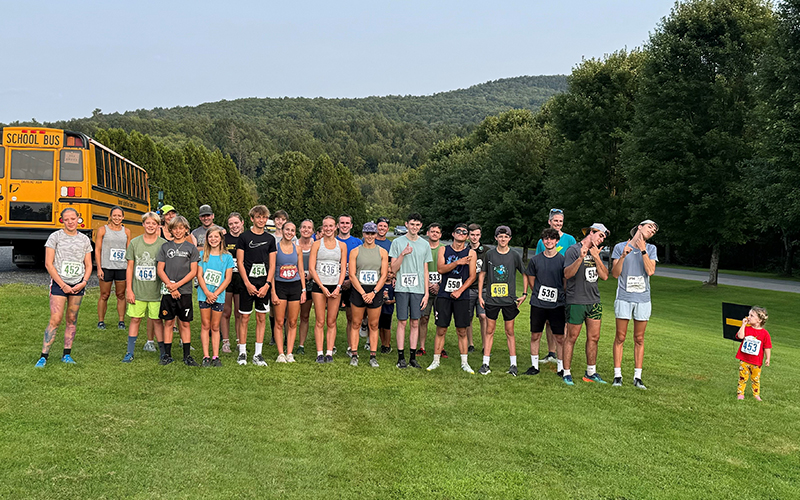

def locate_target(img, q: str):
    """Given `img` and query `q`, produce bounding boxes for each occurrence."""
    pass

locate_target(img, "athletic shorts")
[468,288,486,317]
[395,292,424,321]
[239,283,271,315]
[100,268,127,282]
[310,281,338,294]
[127,300,160,319]
[50,280,85,297]
[275,280,303,301]
[199,301,224,312]
[379,312,393,330]
[350,285,384,309]
[614,300,652,321]
[421,294,436,317]
[485,304,520,322]
[434,297,471,329]
[160,293,194,322]
[530,305,566,335]
[566,303,603,324]
[340,285,352,307]
[226,272,245,296]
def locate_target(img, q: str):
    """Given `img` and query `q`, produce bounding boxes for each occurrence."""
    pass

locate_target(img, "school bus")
[0,127,151,266]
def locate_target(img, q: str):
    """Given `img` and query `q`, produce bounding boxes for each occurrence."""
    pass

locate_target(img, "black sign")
[722,302,751,341]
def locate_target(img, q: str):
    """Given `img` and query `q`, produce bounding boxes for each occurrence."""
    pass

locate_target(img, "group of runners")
[35,204,663,389]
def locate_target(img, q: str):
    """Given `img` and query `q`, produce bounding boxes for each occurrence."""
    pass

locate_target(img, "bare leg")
[97,280,112,322]
[483,318,497,357]
[325,296,341,352]
[63,295,83,349]
[613,318,629,369]
[563,323,582,371]
[312,293,327,353]
[350,306,367,353]
[434,326,447,354]
[201,308,212,358]
[274,300,287,356]
[633,320,647,369]
[409,318,420,350]
[255,312,267,344]
[222,293,233,342]
[285,300,300,355]
[299,298,313,347]
[530,331,543,358]
[211,310,223,357]
[418,314,430,351]
[504,320,516,357]
[396,319,407,351]
[584,318,601,366]
[367,307,381,355]
[114,280,127,322]
[456,327,468,354]
[43,295,67,354]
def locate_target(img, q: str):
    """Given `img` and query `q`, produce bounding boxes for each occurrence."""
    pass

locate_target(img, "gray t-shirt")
[564,243,601,305]
[191,224,224,248]
[127,235,165,302]
[483,248,525,307]
[156,240,200,295]
[45,230,93,285]
[525,251,566,309]
[389,235,433,294]
[612,241,658,303]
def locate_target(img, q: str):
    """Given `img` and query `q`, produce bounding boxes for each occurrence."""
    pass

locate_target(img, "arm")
[611,242,631,279]
[125,228,132,248]
[261,251,276,298]
[589,246,608,280]
[478,271,486,308]
[348,248,365,295]
[74,250,93,292]
[175,262,198,290]
[95,225,105,280]
[156,261,169,288]
[237,248,256,295]
[215,268,233,303]
[197,262,212,300]
[297,246,306,304]
[126,259,136,303]
[735,319,748,339]
[764,348,771,366]
[450,250,476,300]
[390,252,405,274]
[564,253,584,280]
[376,249,389,291]
[420,265,430,309]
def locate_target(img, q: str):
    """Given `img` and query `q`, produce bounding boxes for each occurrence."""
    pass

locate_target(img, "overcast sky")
[1,0,677,123]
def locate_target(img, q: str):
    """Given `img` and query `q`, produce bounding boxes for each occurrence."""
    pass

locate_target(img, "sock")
[461,354,469,364]
[370,354,376,359]
[483,355,490,366]
[165,343,172,357]
[183,342,191,358]
[548,351,556,358]
[158,341,166,357]
[127,336,137,355]
[299,344,304,348]
[63,348,71,356]
[326,350,333,356]
[614,367,622,378]
[398,349,405,361]
[634,368,643,380]
[255,342,263,356]
[41,352,49,360]
[531,355,539,370]
[557,359,563,372]
[563,369,571,377]
[410,349,417,361]
[238,344,246,355]
[317,351,324,357]
[432,354,440,364]
[509,355,517,367]
[586,365,596,376]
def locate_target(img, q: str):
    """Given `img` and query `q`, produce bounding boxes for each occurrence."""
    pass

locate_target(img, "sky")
[1,0,678,123]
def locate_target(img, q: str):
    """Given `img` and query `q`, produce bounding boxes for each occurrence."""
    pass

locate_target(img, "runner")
[95,206,131,331]
[309,216,347,363]
[562,223,610,386]
[236,205,277,367]
[389,213,432,368]
[271,221,306,363]
[418,223,443,356]
[156,215,200,366]
[122,211,165,363]
[525,228,566,376]
[375,217,393,253]
[221,212,246,354]
[197,227,234,367]
[35,208,93,367]
[191,204,224,250]
[534,208,576,365]
[427,224,476,374]
[336,213,363,353]
[466,223,488,354]
[611,220,658,389]
[477,226,527,376]
[296,219,315,355]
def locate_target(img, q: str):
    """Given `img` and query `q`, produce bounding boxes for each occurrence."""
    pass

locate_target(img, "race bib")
[249,263,267,278]
[160,281,176,295]
[279,265,298,280]
[491,283,509,298]
[60,261,82,279]
[359,270,378,285]
[204,269,223,288]
[537,285,558,303]
[400,273,419,288]
[135,265,156,282]
[109,248,126,262]
[317,262,340,278]
[444,278,462,293]
[626,275,646,293]
[429,272,441,285]
[585,267,598,283]
[741,336,762,356]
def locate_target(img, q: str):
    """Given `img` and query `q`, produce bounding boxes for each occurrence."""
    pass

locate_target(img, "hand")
[479,295,485,309]
[430,283,439,295]
[515,296,526,307]
[341,279,351,291]
[330,286,340,298]
[207,293,218,304]
[401,243,412,256]
[420,294,428,310]
[171,289,180,299]
[383,290,389,299]
[580,245,589,258]
[363,292,373,304]
[167,282,178,293]
[257,285,269,298]
[633,235,646,251]
[742,317,749,326]
[126,289,136,304]
[272,293,281,306]
[97,269,104,281]
[588,245,601,259]
[60,283,74,294]
[765,358,770,367]
[623,240,633,256]
[72,281,86,292]
[246,283,258,296]
[451,289,462,300]
[300,293,306,305]
[456,256,470,265]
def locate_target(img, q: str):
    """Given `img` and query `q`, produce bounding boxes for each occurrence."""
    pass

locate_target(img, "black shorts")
[275,280,303,301]
[434,297,471,329]
[311,282,338,294]
[50,280,85,297]
[350,285,384,309]
[341,286,352,307]
[485,304,520,322]
[239,281,271,314]
[101,268,127,282]
[160,293,193,322]
[379,312,393,330]
[530,305,566,335]
[226,272,245,296]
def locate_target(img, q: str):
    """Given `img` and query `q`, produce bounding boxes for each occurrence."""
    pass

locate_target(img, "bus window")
[0,146,5,177]
[10,150,54,180]
[112,157,119,192]
[95,148,104,186]
[103,151,111,188]
[60,149,83,182]
[125,162,131,196]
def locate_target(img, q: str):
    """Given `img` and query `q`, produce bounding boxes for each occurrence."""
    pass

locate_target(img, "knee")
[99,291,111,301]
[615,332,627,344]
[115,291,126,301]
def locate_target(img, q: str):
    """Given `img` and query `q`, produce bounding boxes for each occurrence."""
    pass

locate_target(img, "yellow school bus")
[0,127,150,266]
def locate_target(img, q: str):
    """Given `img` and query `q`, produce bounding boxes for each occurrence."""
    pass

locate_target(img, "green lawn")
[1,277,798,499]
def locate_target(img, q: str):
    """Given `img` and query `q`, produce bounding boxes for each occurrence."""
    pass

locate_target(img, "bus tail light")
[66,136,84,147]
[60,187,83,197]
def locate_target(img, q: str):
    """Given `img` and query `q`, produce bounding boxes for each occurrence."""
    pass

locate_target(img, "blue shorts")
[50,280,85,297]
[394,292,424,321]
[199,301,224,312]
[614,300,652,321]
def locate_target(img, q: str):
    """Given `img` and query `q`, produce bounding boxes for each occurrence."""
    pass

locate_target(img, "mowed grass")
[1,276,799,499]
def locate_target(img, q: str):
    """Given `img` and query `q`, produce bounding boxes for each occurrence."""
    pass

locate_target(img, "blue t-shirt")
[337,235,363,263]
[536,233,577,256]
[197,251,235,303]
[381,282,395,315]
[611,241,658,303]
[375,238,392,254]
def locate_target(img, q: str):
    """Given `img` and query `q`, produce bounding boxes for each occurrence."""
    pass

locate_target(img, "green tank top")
[427,243,441,271]
[355,245,382,286]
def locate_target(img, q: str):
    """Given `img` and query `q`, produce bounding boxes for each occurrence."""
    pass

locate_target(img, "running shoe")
[612,377,623,387]
[754,395,762,402]
[97,321,106,330]
[252,354,268,367]
[557,370,564,378]
[61,354,76,364]
[211,358,222,367]
[35,357,47,368]
[416,348,426,355]
[441,349,449,359]
[461,363,475,374]
[324,355,333,363]
[237,353,247,366]
[478,364,491,375]
[524,366,540,376]
[268,336,276,346]
[369,357,379,368]
[122,353,134,363]
[286,354,295,363]
[364,342,370,351]
[467,345,475,353]
[409,359,422,369]
[221,340,232,354]
[541,353,557,364]
[737,394,745,400]
[202,357,212,368]
[184,356,199,367]
[297,345,305,355]
[427,360,440,371]
[381,346,392,354]
[316,355,325,364]
[118,321,126,330]
[396,358,408,369]
[346,348,353,358]
[332,346,337,355]
[582,372,607,384]
[563,374,574,386]
[633,378,648,390]
[276,354,287,363]
[350,355,359,367]
[142,341,156,352]
[507,365,518,377]
[160,355,174,366]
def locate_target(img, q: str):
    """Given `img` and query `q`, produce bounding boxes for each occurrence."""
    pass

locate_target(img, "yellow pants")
[737,361,761,396]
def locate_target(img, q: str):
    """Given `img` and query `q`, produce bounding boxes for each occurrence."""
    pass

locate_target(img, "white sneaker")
[276,353,288,363]
[142,340,156,352]
[461,363,475,374]
[286,353,295,363]
[252,354,268,366]
[427,360,440,371]
[364,342,370,351]
[237,352,247,366]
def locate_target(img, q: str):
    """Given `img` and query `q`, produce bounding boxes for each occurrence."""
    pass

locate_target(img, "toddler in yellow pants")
[735,307,772,401]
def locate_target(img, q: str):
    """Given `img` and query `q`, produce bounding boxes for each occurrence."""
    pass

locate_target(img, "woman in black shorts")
[296,219,315,354]
[95,206,131,330]
[222,212,246,353]
[271,221,306,363]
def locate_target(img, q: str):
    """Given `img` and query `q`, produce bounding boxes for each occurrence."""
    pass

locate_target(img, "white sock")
[482,355,490,366]
[614,367,622,378]
[432,354,440,363]
[326,350,333,356]
[531,355,539,370]
[255,342,263,356]
[238,344,246,355]
[634,368,643,380]
[586,364,596,376]
[317,351,324,356]
[563,369,571,377]
[557,359,563,372]
[461,354,469,364]
[509,355,517,367]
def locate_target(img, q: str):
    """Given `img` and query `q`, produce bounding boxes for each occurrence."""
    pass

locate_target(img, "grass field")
[1,276,798,499]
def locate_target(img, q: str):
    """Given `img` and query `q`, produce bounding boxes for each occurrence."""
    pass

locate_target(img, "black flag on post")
[722,302,751,341]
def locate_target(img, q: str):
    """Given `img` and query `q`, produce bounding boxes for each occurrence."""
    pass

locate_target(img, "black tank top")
[438,245,470,300]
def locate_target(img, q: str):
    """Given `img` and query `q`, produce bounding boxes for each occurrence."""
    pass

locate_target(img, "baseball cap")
[495,225,512,237]
[362,222,378,233]
[160,204,176,215]
[199,204,213,216]
[582,223,610,237]
[631,220,659,237]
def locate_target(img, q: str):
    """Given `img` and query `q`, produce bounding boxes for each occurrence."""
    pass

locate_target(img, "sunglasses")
[550,208,563,214]
[454,229,468,235]
[377,217,390,224]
